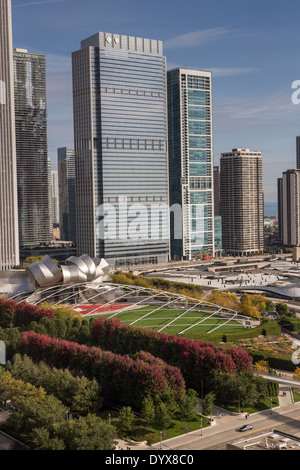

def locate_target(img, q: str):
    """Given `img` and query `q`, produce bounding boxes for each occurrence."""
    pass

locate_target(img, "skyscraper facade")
[220,148,264,256]
[51,169,60,226]
[277,177,283,244]
[213,165,221,217]
[167,68,214,260]
[13,49,51,248]
[296,136,300,169]
[278,169,300,246]
[58,147,76,243]
[0,1,19,269]
[72,32,170,266]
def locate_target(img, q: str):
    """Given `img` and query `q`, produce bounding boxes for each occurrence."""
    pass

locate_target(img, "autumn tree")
[255,360,269,373]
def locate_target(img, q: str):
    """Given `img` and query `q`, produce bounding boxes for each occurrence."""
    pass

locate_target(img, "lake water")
[264,202,277,217]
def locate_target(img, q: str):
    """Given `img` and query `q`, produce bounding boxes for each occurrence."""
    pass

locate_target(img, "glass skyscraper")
[72,32,170,266]
[58,147,76,243]
[167,68,214,260]
[0,0,19,270]
[13,48,51,248]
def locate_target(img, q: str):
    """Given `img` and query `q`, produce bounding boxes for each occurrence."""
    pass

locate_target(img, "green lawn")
[100,410,210,444]
[292,388,300,402]
[101,305,246,336]
[216,396,279,414]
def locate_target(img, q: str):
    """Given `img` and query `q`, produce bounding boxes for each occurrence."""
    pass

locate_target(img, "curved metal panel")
[79,254,96,280]
[61,265,88,285]
[28,255,62,287]
[66,256,89,274]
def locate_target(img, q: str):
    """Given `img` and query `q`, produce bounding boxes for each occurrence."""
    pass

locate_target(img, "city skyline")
[10,0,300,204]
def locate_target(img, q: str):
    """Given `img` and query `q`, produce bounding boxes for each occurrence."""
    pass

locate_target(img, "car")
[239,424,253,432]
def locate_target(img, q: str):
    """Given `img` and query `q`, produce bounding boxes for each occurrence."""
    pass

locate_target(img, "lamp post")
[200,417,203,436]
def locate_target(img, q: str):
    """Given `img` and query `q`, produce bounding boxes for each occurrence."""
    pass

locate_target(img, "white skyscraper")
[0,1,19,269]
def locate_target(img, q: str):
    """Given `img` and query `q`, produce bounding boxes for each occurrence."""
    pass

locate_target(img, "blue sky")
[11,0,300,202]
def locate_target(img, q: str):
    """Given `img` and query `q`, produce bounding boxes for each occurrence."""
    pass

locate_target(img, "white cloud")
[167,60,258,78]
[13,0,68,7]
[213,90,300,132]
[165,27,234,50]
[204,67,258,77]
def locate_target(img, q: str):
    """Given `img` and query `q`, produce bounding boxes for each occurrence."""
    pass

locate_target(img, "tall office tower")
[213,165,221,217]
[278,169,300,246]
[220,148,264,256]
[14,49,51,248]
[296,136,300,169]
[72,32,170,266]
[0,0,20,270]
[51,170,60,225]
[167,68,214,260]
[57,147,76,243]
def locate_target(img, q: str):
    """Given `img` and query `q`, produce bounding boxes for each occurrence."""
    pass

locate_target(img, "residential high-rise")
[57,147,76,243]
[220,148,264,256]
[72,32,170,266]
[14,49,51,248]
[167,68,214,260]
[278,169,300,246]
[0,1,19,269]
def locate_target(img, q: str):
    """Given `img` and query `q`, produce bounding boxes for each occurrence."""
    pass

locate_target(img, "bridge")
[254,370,300,388]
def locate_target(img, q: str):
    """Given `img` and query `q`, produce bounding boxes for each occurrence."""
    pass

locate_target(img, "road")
[151,402,300,451]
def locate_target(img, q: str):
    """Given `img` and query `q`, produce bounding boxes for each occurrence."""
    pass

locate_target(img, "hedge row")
[250,350,297,372]
[91,317,253,393]
[279,318,300,332]
[0,298,55,327]
[17,331,186,410]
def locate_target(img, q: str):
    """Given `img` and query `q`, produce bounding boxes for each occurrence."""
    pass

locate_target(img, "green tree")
[154,402,171,433]
[31,427,66,450]
[9,354,102,414]
[118,406,135,435]
[6,394,68,435]
[202,391,215,418]
[275,302,290,317]
[265,300,274,312]
[71,376,101,414]
[141,396,155,426]
[178,389,199,425]
[52,414,116,450]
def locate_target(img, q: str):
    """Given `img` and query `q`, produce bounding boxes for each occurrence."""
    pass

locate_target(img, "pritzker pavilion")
[0,254,257,336]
